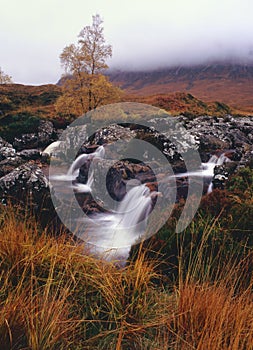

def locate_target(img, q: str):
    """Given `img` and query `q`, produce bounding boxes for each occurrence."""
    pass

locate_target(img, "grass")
[0,203,252,349]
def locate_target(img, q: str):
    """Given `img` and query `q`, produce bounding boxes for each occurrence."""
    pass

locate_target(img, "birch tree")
[57,14,120,117]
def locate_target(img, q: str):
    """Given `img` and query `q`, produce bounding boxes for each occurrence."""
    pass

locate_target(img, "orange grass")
[0,204,252,349]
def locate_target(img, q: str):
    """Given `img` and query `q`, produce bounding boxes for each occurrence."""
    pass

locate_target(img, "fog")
[1,0,253,84]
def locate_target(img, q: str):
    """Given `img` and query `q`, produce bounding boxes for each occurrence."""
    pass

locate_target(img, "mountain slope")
[108,63,253,113]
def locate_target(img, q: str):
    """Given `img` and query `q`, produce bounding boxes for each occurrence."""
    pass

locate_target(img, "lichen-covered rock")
[182,115,253,160]
[0,163,49,204]
[88,124,136,146]
[13,120,57,150]
[0,137,16,160]
[17,149,41,160]
[0,156,24,177]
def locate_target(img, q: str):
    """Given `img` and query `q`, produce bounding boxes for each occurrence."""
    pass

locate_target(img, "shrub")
[0,113,41,141]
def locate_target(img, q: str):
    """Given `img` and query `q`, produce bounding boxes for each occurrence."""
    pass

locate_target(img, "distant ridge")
[107,62,253,113]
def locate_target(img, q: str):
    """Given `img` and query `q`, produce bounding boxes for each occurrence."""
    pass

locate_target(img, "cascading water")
[49,143,157,265]
[172,153,230,194]
[50,145,104,192]
[84,184,154,264]
[49,141,230,265]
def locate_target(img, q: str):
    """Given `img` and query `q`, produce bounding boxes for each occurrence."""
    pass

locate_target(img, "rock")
[183,115,253,161]
[77,144,101,156]
[13,120,57,150]
[88,124,136,146]
[0,163,49,206]
[0,137,16,160]
[56,124,88,160]
[17,149,41,160]
[37,120,54,144]
[237,146,253,169]
[0,156,24,177]
[0,146,16,160]
[13,133,39,151]
[212,165,229,190]
[77,158,156,202]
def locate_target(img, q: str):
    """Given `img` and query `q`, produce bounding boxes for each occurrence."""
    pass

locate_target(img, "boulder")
[0,156,24,177]
[212,165,229,190]
[0,137,16,161]
[13,120,57,150]
[0,163,49,206]
[77,158,156,202]
[17,149,41,160]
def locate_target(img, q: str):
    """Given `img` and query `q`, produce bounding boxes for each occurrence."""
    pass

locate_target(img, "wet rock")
[77,144,101,155]
[78,158,156,202]
[212,165,229,190]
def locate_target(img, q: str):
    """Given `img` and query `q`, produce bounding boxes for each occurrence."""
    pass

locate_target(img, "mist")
[1,0,253,84]
[108,0,253,71]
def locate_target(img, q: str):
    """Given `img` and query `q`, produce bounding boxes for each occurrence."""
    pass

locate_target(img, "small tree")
[0,67,13,84]
[58,14,120,117]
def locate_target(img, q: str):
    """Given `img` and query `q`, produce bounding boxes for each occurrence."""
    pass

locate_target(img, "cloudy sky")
[1,0,253,85]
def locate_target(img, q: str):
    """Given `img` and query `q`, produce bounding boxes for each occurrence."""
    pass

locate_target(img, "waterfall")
[50,146,104,192]
[171,152,230,194]
[67,153,91,177]
[49,143,156,264]
[67,145,104,176]
[117,185,152,226]
[84,184,155,265]
[50,141,230,265]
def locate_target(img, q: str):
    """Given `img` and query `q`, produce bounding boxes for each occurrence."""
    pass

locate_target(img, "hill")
[108,63,253,114]
[0,82,233,120]
[123,92,232,117]
[0,84,61,118]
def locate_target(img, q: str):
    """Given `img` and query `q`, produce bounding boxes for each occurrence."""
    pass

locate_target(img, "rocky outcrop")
[0,113,253,226]
[0,156,24,177]
[181,115,253,160]
[0,163,49,204]
[13,120,57,150]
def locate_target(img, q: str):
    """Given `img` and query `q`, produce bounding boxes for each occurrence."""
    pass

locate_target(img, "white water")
[172,153,229,193]
[49,143,157,264]
[49,142,230,264]
[83,184,155,265]
[50,146,104,193]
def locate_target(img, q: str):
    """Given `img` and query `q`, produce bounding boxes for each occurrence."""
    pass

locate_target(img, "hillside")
[108,63,253,114]
[0,82,233,120]
[123,92,232,117]
[0,84,61,118]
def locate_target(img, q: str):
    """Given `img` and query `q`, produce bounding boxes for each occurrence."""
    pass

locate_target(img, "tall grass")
[0,203,252,349]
